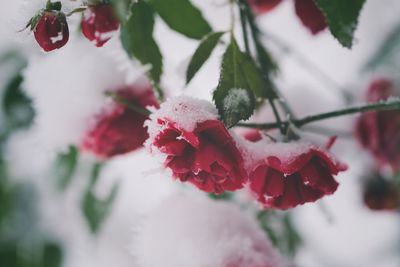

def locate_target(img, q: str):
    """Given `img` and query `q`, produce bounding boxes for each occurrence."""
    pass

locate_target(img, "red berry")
[81,5,119,47]
[33,11,69,52]
[294,0,327,35]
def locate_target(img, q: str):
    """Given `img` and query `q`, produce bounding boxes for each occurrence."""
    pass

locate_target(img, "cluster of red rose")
[29,1,118,51]
[355,79,400,211]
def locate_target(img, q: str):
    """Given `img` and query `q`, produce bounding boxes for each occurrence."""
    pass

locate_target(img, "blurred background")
[1,0,400,267]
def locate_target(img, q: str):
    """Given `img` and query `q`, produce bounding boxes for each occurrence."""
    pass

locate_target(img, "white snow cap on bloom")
[22,39,138,152]
[145,95,218,143]
[132,195,287,267]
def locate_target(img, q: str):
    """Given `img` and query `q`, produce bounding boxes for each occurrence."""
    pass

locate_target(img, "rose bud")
[363,175,399,211]
[248,142,347,210]
[248,0,283,15]
[146,96,247,194]
[81,4,119,47]
[294,0,327,35]
[32,9,69,52]
[81,83,158,158]
[355,78,400,171]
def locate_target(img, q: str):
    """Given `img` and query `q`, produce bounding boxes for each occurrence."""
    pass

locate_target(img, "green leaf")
[313,0,365,48]
[364,23,400,71]
[53,146,78,191]
[2,74,35,130]
[214,36,275,127]
[147,0,212,39]
[81,163,118,234]
[120,1,163,97]
[186,31,225,84]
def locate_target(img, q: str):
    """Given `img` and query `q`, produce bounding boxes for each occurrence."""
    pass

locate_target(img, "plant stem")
[105,91,151,116]
[237,100,400,130]
[238,0,288,133]
[238,3,250,54]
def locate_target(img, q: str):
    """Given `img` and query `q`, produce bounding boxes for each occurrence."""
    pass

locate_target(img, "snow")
[132,194,286,267]
[22,38,131,153]
[223,88,252,111]
[145,95,218,147]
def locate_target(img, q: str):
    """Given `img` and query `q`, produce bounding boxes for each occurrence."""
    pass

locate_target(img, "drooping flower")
[248,0,327,35]
[146,96,247,194]
[249,142,347,209]
[81,83,158,158]
[33,11,69,52]
[133,195,287,267]
[355,78,400,171]
[81,4,119,47]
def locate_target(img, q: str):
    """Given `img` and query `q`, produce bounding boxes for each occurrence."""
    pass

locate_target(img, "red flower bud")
[363,176,399,211]
[33,11,69,52]
[81,5,119,47]
[81,84,158,158]
[355,78,400,171]
[294,0,327,35]
[249,142,347,209]
[248,0,283,14]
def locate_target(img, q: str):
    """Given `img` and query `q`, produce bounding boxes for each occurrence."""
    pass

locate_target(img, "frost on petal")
[132,195,287,267]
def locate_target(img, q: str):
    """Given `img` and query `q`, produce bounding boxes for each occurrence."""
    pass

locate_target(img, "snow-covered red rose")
[33,10,69,52]
[248,142,347,209]
[248,0,326,35]
[81,4,119,47]
[355,78,400,171]
[146,96,247,194]
[81,83,158,158]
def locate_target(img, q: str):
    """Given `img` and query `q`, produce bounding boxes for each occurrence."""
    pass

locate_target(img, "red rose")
[33,11,69,52]
[147,97,247,194]
[81,84,158,158]
[294,0,327,35]
[248,0,283,14]
[81,4,119,47]
[249,142,347,209]
[355,78,400,171]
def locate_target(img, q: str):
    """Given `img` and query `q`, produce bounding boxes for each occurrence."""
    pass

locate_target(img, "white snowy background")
[1,0,400,267]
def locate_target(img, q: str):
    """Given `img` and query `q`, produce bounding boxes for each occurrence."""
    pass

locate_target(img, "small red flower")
[294,0,327,35]
[363,175,399,211]
[81,84,158,158]
[248,0,283,14]
[355,78,400,171]
[81,4,119,47]
[249,143,347,209]
[33,11,69,52]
